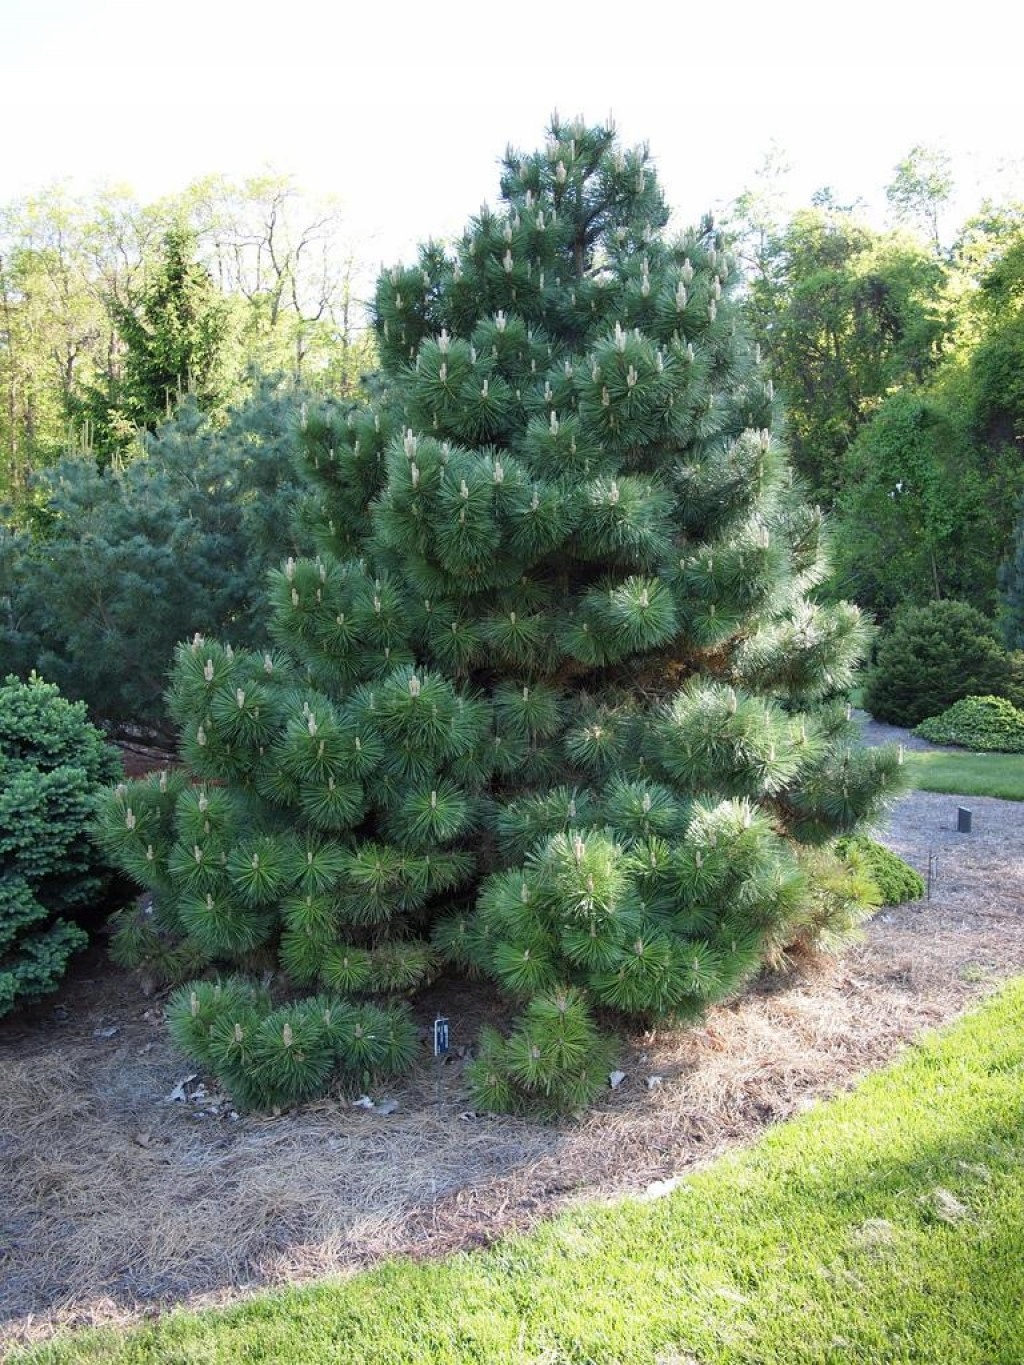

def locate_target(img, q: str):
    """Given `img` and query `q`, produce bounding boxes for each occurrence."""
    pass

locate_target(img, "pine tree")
[5,382,314,740]
[98,120,903,1113]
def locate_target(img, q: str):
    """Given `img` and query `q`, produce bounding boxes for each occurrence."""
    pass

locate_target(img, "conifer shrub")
[863,600,1013,728]
[834,835,924,906]
[164,978,418,1111]
[913,694,1024,752]
[1,673,124,1017]
[765,841,882,965]
[0,385,314,742]
[97,120,903,1114]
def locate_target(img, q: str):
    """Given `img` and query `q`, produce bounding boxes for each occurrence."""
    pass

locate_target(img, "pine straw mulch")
[2,781,1023,1350]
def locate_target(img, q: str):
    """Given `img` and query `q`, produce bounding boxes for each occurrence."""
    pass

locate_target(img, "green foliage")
[831,392,1012,619]
[834,835,924,905]
[163,978,417,1111]
[998,493,1024,650]
[765,841,882,963]
[913,694,1024,752]
[0,673,124,1017]
[972,226,1024,629]
[466,987,613,1117]
[76,227,235,458]
[0,385,314,738]
[864,600,1015,727]
[98,119,897,1115]
[741,204,947,502]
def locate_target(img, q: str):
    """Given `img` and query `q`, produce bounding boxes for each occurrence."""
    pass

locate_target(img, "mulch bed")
[2,737,1022,1349]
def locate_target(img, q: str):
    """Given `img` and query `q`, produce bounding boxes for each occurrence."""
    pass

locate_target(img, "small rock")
[133,1131,151,1148]
[92,1025,120,1039]
[608,1070,627,1089]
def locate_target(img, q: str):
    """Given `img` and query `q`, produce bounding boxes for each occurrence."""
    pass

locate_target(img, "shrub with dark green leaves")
[913,694,1024,753]
[0,674,124,1017]
[834,835,924,906]
[864,600,1014,728]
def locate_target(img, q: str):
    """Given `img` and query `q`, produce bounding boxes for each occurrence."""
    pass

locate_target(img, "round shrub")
[835,835,924,905]
[0,673,125,1018]
[864,600,1014,727]
[914,694,1024,752]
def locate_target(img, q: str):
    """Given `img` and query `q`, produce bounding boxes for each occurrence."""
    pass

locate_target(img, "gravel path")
[854,711,1022,919]
[854,710,959,752]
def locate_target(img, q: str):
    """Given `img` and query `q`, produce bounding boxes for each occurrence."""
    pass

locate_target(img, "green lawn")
[904,748,1024,801]
[13,979,1024,1365]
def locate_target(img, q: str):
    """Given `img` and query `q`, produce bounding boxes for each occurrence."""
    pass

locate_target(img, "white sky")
[3,0,1023,270]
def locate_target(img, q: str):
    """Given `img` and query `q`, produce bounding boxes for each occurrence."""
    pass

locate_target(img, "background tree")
[885,145,954,253]
[0,191,105,501]
[0,187,163,503]
[830,388,1012,616]
[741,203,947,501]
[998,492,1024,649]
[74,226,236,458]
[182,173,374,389]
[0,181,374,502]
[98,119,901,1115]
[1,383,313,740]
[831,202,1024,621]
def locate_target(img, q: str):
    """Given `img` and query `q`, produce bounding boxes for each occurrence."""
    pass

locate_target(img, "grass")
[12,979,1024,1365]
[904,748,1024,801]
